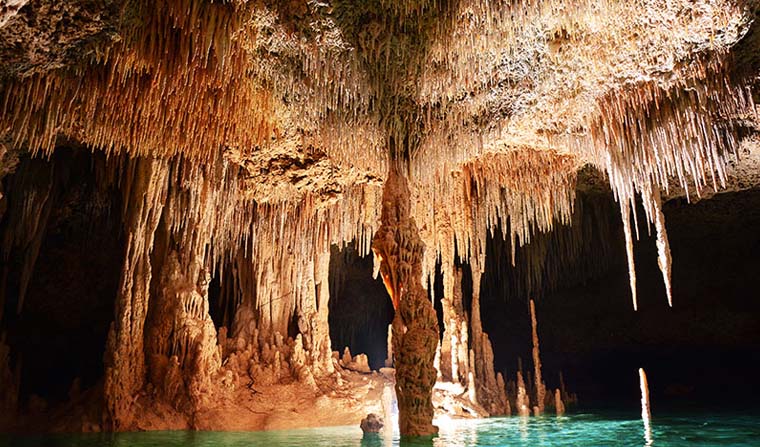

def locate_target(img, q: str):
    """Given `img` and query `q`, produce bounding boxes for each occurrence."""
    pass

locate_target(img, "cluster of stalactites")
[0,0,273,160]
[481,190,620,305]
[574,60,755,310]
[413,148,579,295]
[217,183,383,342]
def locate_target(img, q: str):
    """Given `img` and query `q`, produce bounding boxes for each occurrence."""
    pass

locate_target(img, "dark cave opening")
[328,242,394,370]
[479,189,760,409]
[0,148,124,404]
[207,276,226,331]
[429,254,474,344]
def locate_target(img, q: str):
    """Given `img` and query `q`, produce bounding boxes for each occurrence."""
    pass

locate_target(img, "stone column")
[372,165,438,437]
[104,158,169,430]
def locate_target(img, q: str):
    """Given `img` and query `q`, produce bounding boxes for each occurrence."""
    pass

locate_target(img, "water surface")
[2,411,758,446]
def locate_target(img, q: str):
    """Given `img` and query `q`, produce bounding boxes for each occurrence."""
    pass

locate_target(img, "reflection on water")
[2,411,759,447]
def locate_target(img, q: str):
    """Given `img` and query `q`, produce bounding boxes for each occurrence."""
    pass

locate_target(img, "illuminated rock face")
[372,165,439,437]
[104,158,169,430]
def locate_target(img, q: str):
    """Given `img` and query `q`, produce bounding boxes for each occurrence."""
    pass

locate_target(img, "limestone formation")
[385,324,393,368]
[381,384,396,433]
[555,389,565,416]
[640,368,652,424]
[515,369,531,417]
[640,368,653,444]
[372,165,439,437]
[469,267,509,416]
[342,353,372,374]
[360,413,384,434]
[530,299,546,415]
[104,158,169,430]
[439,267,469,385]
[0,0,758,436]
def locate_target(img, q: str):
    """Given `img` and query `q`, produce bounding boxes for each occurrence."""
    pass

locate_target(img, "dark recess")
[0,148,124,404]
[328,242,394,370]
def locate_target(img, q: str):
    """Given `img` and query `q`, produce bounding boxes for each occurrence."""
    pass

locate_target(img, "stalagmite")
[515,369,530,417]
[309,251,335,374]
[469,266,509,415]
[372,165,439,436]
[555,389,565,416]
[530,299,546,415]
[640,368,653,444]
[440,267,468,384]
[467,349,477,405]
[640,368,652,425]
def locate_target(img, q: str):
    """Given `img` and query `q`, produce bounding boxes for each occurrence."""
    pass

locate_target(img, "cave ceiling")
[1,0,759,303]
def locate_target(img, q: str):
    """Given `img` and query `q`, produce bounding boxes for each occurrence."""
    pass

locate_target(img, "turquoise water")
[2,411,759,446]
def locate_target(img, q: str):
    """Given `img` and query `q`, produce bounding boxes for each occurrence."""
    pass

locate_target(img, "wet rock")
[360,413,384,434]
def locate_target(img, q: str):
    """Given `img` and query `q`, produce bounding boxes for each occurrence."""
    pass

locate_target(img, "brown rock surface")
[372,165,439,437]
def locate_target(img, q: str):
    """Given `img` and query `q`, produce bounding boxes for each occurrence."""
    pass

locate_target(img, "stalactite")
[0,155,58,316]
[142,154,240,418]
[620,200,638,311]
[372,164,438,437]
[648,189,673,307]
[481,188,621,306]
[530,299,546,415]
[104,157,169,430]
[413,148,579,295]
[0,0,274,160]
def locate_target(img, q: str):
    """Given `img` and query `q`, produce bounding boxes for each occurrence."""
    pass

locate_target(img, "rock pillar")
[372,165,438,437]
[104,158,169,430]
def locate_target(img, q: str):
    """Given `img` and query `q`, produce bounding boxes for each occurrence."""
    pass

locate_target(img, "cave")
[1,0,760,445]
